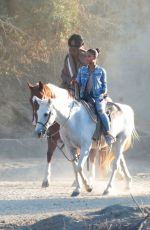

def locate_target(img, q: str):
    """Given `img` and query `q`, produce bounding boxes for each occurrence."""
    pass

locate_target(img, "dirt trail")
[0,155,150,229]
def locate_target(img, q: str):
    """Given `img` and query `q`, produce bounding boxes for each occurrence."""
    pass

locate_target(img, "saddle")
[80,100,121,141]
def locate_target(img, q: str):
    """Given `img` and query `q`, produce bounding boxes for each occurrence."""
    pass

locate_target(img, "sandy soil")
[0,154,150,229]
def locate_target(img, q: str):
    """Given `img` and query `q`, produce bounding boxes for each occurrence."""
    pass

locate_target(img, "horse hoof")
[86,187,93,192]
[102,189,109,196]
[42,181,49,188]
[71,191,80,197]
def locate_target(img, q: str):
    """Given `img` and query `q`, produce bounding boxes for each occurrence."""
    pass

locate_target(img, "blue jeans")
[95,98,110,132]
[83,93,110,132]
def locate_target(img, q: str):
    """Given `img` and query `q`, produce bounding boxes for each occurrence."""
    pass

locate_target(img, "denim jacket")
[76,65,107,99]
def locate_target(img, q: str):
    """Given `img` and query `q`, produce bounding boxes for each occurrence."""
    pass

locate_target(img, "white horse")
[28,81,100,187]
[33,92,137,196]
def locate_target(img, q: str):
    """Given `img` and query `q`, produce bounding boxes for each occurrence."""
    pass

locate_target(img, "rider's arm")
[61,54,78,88]
[60,55,70,88]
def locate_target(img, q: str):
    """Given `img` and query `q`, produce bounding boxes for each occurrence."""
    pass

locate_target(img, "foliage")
[0,0,79,77]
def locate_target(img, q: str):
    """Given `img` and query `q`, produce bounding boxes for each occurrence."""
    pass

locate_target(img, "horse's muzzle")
[34,129,46,138]
[38,131,44,138]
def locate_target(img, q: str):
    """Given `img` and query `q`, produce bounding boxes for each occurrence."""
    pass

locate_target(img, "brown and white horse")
[28,81,110,187]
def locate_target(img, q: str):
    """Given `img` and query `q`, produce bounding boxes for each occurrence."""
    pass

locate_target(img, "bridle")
[37,100,75,135]
[37,112,51,131]
[34,99,78,162]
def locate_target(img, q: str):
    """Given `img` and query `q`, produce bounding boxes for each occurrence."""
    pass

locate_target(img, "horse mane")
[43,83,56,98]
[46,83,73,99]
[29,81,72,99]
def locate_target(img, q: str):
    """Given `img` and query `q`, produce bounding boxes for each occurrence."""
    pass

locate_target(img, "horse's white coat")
[34,87,137,196]
[42,162,51,187]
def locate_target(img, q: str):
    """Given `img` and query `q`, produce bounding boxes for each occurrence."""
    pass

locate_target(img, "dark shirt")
[60,48,87,89]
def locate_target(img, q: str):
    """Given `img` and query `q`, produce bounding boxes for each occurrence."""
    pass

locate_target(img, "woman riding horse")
[76,48,115,145]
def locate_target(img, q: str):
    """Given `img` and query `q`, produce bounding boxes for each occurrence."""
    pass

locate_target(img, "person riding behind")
[60,34,87,92]
[76,48,115,145]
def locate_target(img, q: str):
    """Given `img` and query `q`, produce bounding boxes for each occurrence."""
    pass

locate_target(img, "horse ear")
[33,96,42,104]
[39,81,43,91]
[27,82,34,89]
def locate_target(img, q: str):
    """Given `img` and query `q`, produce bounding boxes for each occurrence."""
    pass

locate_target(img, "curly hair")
[87,48,100,57]
[68,34,84,48]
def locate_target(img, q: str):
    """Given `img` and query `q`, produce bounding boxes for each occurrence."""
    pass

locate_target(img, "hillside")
[0,0,150,139]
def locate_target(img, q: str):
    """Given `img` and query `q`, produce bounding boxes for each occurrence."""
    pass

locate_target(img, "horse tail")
[99,147,114,177]
[99,128,139,177]
[132,128,140,143]
[123,136,132,151]
[124,128,139,151]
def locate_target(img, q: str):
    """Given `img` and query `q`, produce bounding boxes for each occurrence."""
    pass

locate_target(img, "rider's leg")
[95,99,115,145]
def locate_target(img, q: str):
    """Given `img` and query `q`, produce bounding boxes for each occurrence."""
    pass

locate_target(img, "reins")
[50,137,78,162]
[37,110,51,130]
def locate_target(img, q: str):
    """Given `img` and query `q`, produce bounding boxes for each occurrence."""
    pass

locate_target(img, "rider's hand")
[70,78,77,85]
[103,92,108,98]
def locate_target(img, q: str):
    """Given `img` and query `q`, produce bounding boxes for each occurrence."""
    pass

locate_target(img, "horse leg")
[88,148,96,184]
[62,146,82,197]
[42,123,60,187]
[70,147,95,191]
[120,154,132,190]
[72,148,96,190]
[71,148,80,187]
[103,140,125,195]
[42,138,56,187]
[42,162,51,187]
[116,163,125,180]
[71,159,83,197]
[77,145,93,193]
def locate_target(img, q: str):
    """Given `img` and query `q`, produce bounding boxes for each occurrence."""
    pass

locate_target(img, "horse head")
[28,81,53,126]
[33,96,56,138]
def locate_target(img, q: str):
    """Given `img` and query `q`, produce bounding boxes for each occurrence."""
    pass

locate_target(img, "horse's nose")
[38,130,46,138]
[34,130,43,138]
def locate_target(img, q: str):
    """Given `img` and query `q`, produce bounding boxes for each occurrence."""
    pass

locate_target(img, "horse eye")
[44,113,48,117]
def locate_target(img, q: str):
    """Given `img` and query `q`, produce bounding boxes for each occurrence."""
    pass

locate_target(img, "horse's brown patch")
[42,84,55,99]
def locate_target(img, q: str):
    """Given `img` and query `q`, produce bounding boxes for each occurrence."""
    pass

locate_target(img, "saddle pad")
[80,100,97,123]
[80,100,121,123]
